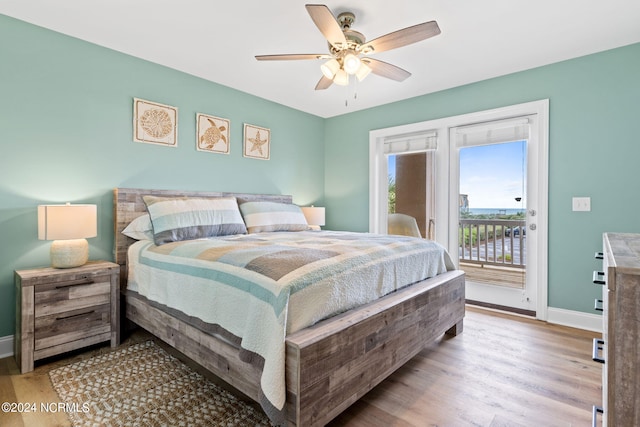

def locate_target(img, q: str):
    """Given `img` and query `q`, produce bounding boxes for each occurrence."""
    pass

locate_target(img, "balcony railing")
[459,219,526,268]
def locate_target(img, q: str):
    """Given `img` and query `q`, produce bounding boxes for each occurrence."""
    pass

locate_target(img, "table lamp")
[301,206,325,231]
[38,203,97,268]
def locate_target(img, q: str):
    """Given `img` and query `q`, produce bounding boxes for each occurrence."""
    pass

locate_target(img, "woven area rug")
[49,340,273,426]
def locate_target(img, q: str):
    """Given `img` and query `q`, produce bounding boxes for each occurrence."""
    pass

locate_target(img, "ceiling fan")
[255,4,441,90]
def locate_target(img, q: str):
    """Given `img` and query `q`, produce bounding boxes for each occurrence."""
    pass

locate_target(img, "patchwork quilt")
[127,230,454,423]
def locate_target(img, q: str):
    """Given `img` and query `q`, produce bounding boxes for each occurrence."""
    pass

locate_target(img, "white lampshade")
[301,206,325,230]
[333,69,349,86]
[38,203,97,268]
[343,52,361,75]
[321,58,340,79]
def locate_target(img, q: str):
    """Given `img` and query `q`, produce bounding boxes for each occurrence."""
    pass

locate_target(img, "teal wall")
[2,13,639,339]
[0,15,325,337]
[324,42,640,314]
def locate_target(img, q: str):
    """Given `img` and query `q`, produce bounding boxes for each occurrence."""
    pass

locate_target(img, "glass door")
[370,100,548,319]
[452,118,537,314]
[387,152,436,239]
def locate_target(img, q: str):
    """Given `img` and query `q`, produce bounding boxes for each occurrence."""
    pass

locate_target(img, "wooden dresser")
[594,233,640,426]
[15,261,120,373]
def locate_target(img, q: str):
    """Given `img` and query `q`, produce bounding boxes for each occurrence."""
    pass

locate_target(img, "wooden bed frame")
[114,187,465,426]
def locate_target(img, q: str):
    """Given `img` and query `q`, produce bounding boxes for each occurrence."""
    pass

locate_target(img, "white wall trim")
[546,307,602,333]
[0,335,14,359]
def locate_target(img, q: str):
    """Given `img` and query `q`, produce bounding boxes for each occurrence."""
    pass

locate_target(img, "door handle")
[529,224,536,231]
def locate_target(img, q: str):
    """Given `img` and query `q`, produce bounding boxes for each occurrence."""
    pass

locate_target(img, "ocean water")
[467,208,525,215]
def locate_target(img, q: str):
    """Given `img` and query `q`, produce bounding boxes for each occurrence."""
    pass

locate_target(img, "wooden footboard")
[285,270,465,426]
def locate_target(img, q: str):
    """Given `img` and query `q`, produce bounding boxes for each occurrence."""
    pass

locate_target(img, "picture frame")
[133,98,178,147]
[197,113,230,154]
[243,123,270,160]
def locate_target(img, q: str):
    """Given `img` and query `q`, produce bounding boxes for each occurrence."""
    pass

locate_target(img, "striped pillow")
[143,196,247,245]
[239,201,309,233]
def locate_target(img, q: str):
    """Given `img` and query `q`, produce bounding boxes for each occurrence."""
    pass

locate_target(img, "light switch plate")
[572,197,591,212]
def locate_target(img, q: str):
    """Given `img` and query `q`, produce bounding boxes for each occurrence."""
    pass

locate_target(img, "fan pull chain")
[344,75,359,107]
[345,74,350,107]
[353,77,359,100]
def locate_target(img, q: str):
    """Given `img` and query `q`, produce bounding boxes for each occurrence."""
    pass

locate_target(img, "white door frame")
[369,99,549,320]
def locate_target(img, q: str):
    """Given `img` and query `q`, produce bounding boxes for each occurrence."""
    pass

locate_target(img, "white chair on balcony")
[388,213,422,238]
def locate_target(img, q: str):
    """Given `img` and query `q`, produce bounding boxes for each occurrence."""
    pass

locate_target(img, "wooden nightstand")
[15,260,120,373]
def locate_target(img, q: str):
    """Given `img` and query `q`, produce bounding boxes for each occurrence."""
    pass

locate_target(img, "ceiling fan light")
[333,69,349,86]
[320,58,340,79]
[355,62,372,81]
[343,52,361,74]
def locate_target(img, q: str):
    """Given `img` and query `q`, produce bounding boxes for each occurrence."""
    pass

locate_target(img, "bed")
[114,187,465,426]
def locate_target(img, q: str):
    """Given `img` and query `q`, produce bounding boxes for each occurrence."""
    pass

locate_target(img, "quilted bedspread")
[127,230,454,423]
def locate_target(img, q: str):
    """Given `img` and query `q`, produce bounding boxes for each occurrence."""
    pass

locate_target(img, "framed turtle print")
[243,123,270,160]
[133,98,178,146]
[197,113,230,154]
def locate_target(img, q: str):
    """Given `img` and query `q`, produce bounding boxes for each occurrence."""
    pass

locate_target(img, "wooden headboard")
[113,188,293,281]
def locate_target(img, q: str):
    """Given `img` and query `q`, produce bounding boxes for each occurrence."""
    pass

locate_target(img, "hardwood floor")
[0,306,602,427]
[329,306,602,427]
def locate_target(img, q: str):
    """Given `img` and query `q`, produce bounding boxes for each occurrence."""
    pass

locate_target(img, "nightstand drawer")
[34,276,111,317]
[34,303,111,351]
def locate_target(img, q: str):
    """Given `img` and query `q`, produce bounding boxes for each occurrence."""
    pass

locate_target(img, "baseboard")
[0,335,14,359]
[546,307,602,333]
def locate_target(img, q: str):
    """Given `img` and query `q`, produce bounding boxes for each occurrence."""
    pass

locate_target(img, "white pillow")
[122,214,154,241]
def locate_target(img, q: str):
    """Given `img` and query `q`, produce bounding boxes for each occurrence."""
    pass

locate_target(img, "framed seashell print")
[243,123,270,160]
[197,113,230,154]
[133,98,178,146]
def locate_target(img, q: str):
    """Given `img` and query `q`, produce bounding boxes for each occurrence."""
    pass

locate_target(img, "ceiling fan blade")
[364,21,441,53]
[255,54,328,61]
[364,58,411,81]
[305,4,347,49]
[315,75,334,90]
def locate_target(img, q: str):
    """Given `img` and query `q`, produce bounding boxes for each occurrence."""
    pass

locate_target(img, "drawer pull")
[592,405,603,427]
[56,310,95,321]
[592,338,605,364]
[592,271,605,285]
[55,278,95,289]
[594,299,603,312]
[594,252,603,260]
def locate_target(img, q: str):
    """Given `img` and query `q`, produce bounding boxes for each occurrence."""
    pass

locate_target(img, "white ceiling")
[2,1,640,118]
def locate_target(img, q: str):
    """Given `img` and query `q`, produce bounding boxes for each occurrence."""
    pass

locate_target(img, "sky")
[459,140,526,209]
[388,140,527,209]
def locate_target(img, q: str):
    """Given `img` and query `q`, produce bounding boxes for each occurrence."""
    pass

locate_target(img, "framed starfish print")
[243,123,270,160]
